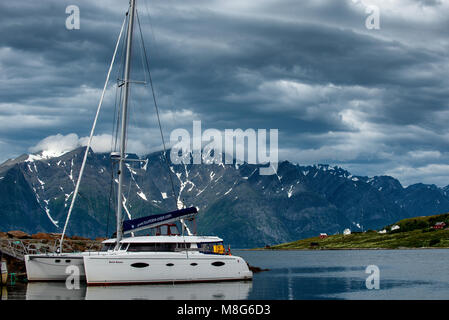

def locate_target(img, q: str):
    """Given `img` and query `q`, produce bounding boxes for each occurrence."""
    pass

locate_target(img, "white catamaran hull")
[83,252,252,285]
[25,253,86,281]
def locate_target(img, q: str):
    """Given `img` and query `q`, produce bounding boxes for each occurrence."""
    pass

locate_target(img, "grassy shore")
[263,213,449,250]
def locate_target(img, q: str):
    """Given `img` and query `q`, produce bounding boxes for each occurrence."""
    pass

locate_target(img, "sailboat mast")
[116,0,136,248]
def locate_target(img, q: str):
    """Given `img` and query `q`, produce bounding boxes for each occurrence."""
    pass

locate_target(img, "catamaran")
[26,0,253,285]
[83,208,252,285]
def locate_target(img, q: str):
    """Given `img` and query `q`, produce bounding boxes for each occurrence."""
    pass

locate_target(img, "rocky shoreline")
[0,230,106,242]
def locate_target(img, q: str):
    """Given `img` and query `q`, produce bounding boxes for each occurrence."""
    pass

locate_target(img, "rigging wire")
[136,9,179,209]
[143,0,159,56]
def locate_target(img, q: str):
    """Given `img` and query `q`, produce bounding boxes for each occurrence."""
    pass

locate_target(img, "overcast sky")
[1,0,449,187]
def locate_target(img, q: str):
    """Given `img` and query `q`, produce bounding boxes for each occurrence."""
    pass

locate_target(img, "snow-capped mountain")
[1,147,449,248]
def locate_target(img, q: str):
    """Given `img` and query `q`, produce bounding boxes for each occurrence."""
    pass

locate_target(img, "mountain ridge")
[1,146,448,248]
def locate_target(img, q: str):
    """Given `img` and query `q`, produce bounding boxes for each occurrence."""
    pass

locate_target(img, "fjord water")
[240,249,449,299]
[4,249,449,300]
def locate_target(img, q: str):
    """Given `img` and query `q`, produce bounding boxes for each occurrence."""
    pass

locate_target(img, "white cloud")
[159,109,199,126]
[385,163,449,187]
[29,133,81,158]
[79,134,113,153]
[408,150,441,159]
[28,132,159,158]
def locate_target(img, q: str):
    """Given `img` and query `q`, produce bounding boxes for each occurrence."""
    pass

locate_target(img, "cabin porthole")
[55,259,61,263]
[166,263,174,267]
[190,263,198,266]
[211,261,225,267]
[131,262,149,268]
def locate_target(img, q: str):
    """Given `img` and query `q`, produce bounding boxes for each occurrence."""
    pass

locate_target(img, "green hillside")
[267,213,449,250]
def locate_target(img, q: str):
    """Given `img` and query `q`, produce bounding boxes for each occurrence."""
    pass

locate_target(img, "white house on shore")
[343,228,351,235]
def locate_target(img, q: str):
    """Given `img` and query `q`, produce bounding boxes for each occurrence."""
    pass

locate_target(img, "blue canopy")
[122,207,198,234]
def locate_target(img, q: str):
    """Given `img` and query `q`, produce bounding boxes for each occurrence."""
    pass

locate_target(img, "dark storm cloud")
[1,0,449,186]
[416,0,442,6]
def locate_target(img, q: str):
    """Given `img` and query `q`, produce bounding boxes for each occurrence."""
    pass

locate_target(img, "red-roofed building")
[432,222,446,230]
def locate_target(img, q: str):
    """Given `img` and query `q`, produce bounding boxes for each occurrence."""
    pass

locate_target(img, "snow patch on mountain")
[64,191,73,208]
[44,207,59,228]
[137,191,148,201]
[26,150,70,162]
[122,196,132,219]
[142,159,148,171]
[68,159,75,185]
[196,185,208,196]
[287,185,293,198]
[37,177,45,186]
[174,169,195,208]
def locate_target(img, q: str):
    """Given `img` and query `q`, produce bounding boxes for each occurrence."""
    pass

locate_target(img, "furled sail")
[122,207,198,234]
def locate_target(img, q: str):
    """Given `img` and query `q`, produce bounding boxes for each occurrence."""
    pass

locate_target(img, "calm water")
[3,249,449,300]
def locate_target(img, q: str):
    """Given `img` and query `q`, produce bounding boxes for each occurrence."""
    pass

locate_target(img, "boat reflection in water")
[26,282,87,300]
[86,281,252,300]
[26,281,252,300]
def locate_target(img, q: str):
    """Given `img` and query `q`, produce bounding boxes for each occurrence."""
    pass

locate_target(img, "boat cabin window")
[198,242,225,254]
[119,243,129,251]
[100,243,115,251]
[126,242,191,252]
[155,224,180,236]
[177,243,191,249]
[127,243,177,252]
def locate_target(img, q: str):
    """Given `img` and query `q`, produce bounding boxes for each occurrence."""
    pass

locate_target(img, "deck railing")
[0,239,102,261]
